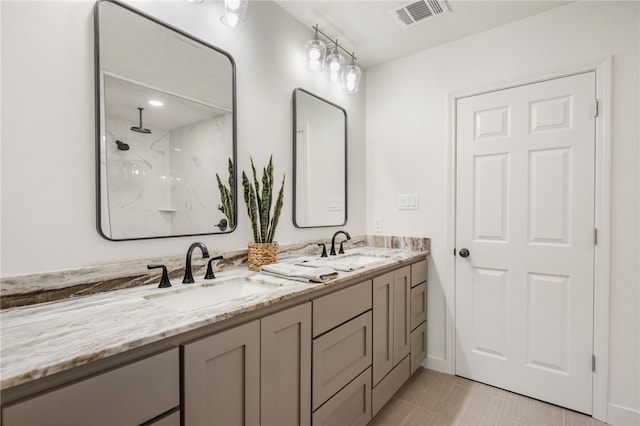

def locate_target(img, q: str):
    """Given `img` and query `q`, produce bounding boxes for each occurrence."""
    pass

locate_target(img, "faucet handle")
[205,255,224,279]
[338,241,346,255]
[147,264,172,288]
[318,243,328,258]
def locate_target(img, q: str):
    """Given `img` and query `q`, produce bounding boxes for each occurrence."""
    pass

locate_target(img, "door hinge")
[594,228,598,245]
[593,99,599,117]
[592,354,596,372]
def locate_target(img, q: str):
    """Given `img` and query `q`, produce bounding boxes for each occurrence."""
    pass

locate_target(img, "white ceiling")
[274,0,570,69]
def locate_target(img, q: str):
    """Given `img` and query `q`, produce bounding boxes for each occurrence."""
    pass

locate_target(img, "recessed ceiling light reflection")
[148,100,164,107]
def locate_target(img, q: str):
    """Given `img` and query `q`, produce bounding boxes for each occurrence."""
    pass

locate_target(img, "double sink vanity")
[0,5,429,424]
[0,243,428,426]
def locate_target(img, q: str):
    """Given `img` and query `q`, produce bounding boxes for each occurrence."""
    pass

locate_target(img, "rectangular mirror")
[292,88,347,228]
[95,0,236,240]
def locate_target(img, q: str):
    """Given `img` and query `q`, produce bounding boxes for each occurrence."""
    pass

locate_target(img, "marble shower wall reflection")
[104,114,232,239]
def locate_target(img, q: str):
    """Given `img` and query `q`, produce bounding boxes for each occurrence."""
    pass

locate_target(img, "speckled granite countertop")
[0,244,428,391]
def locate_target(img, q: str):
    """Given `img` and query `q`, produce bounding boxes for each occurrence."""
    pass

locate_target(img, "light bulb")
[226,0,241,10]
[221,0,247,27]
[309,59,321,71]
[342,62,361,93]
[309,47,320,60]
[329,60,340,72]
[225,12,239,27]
[305,35,326,72]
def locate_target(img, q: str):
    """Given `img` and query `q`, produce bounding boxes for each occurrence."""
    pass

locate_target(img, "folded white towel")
[260,263,338,283]
[295,259,364,272]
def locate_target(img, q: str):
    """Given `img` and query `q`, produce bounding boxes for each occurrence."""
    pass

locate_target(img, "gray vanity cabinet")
[183,303,312,426]
[2,349,179,426]
[311,279,373,425]
[261,302,312,426]
[371,265,417,417]
[183,320,261,426]
[410,260,428,374]
[372,266,411,385]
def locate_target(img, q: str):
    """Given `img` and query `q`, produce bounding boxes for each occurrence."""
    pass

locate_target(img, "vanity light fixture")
[304,26,326,72]
[305,25,361,93]
[221,0,248,28]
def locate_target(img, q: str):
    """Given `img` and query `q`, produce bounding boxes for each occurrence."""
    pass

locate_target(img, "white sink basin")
[144,278,280,312]
[339,254,389,266]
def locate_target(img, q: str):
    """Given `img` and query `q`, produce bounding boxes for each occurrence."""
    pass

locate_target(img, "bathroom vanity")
[0,248,428,425]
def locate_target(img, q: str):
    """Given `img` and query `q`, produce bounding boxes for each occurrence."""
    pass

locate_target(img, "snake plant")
[216,158,235,229]
[242,156,285,243]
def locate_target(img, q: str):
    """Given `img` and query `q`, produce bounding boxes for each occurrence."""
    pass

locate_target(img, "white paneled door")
[455,72,596,414]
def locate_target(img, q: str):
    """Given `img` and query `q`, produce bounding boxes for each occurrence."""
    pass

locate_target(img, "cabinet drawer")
[2,349,179,426]
[410,259,427,287]
[313,280,372,337]
[148,410,180,426]
[312,367,372,426]
[410,282,427,331]
[312,311,372,409]
[372,355,410,417]
[410,322,427,375]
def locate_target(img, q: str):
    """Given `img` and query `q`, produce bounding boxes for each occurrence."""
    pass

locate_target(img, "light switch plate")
[398,194,419,210]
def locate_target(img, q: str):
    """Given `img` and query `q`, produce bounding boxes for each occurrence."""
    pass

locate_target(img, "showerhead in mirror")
[130,107,151,134]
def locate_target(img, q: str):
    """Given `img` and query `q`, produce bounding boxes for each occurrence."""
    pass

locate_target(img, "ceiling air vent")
[390,0,449,27]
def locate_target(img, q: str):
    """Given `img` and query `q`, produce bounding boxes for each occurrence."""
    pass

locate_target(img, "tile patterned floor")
[370,368,607,426]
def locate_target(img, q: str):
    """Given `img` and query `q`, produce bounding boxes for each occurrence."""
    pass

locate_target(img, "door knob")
[459,248,470,258]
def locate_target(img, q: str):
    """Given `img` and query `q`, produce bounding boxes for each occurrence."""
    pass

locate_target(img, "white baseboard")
[607,403,640,426]
[422,355,449,374]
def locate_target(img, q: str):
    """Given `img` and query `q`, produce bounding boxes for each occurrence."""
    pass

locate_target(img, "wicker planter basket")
[247,242,279,271]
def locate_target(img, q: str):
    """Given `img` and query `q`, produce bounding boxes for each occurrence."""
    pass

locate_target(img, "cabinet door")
[2,349,179,426]
[393,266,411,364]
[261,303,311,426]
[372,271,394,385]
[183,320,260,426]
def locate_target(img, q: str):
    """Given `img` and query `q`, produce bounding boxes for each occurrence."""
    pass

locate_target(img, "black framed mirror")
[95,0,236,240]
[292,88,347,228]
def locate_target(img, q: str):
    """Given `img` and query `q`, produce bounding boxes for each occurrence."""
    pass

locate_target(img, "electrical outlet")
[374,217,383,233]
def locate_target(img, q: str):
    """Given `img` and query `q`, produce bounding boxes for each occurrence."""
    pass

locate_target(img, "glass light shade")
[305,38,326,72]
[342,63,362,93]
[221,0,247,28]
[326,49,344,75]
[325,50,345,83]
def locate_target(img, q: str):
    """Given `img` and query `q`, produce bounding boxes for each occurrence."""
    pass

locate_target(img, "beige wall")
[366,2,639,423]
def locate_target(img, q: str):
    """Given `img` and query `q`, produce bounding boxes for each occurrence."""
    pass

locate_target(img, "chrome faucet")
[183,242,210,284]
[330,230,351,256]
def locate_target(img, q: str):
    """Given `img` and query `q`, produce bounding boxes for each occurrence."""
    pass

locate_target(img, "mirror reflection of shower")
[130,107,152,134]
[115,140,130,151]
